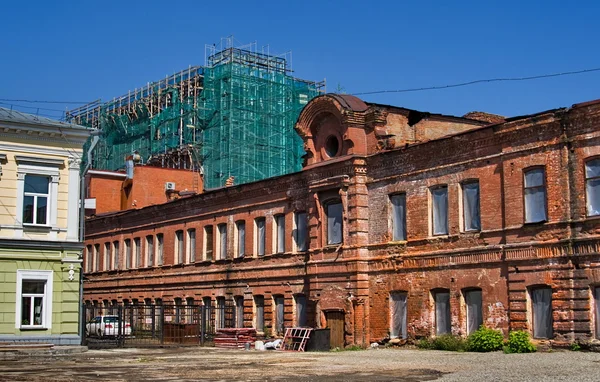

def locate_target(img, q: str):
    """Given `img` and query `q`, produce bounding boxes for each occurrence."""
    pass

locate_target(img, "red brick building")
[83,94,600,347]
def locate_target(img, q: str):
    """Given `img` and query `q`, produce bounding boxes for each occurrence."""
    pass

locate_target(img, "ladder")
[280,327,313,352]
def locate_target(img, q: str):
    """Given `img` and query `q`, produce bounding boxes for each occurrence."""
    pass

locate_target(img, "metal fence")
[82,303,236,348]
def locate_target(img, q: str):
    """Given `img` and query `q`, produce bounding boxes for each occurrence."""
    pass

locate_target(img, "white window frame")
[15,270,53,329]
[15,160,60,229]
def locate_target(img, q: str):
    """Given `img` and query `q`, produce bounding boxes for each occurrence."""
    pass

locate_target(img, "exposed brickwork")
[83,94,600,348]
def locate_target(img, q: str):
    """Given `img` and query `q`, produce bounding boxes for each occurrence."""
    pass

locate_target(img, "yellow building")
[0,107,92,345]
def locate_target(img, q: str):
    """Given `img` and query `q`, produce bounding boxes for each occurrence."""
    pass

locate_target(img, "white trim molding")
[15,269,53,330]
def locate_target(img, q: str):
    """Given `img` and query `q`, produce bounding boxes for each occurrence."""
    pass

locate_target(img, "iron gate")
[82,303,236,348]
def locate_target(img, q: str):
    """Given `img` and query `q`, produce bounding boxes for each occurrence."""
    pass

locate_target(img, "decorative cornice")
[15,155,64,167]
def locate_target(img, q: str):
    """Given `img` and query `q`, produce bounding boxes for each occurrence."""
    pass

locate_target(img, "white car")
[86,315,131,337]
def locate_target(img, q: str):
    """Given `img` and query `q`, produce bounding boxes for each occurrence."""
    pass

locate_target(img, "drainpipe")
[78,131,101,342]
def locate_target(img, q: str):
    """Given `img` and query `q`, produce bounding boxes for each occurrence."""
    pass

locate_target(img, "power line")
[352,67,600,96]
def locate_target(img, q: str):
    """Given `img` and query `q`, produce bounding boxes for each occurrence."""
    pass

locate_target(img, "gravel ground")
[0,346,599,381]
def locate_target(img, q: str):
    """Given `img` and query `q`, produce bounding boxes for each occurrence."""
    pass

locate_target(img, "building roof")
[0,106,90,131]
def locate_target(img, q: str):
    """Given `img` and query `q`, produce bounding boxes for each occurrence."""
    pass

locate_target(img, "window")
[235,296,244,328]
[16,270,53,329]
[218,224,227,260]
[134,237,141,268]
[274,215,285,253]
[462,182,481,231]
[124,239,131,269]
[22,175,50,225]
[255,218,266,256]
[433,289,451,335]
[274,295,285,335]
[86,245,92,272]
[156,234,164,266]
[204,226,213,260]
[585,159,600,216]
[146,235,154,267]
[235,221,246,258]
[594,287,600,339]
[390,291,407,339]
[531,286,552,339]
[174,298,182,324]
[254,295,264,331]
[326,201,343,245]
[216,297,225,329]
[94,244,100,272]
[113,241,120,270]
[294,212,308,252]
[187,229,196,263]
[390,194,406,241]
[202,297,212,328]
[431,186,448,235]
[104,242,111,271]
[464,289,483,335]
[175,230,184,264]
[295,294,307,327]
[524,168,547,223]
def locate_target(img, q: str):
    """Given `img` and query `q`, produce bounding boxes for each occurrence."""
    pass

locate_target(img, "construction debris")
[213,328,257,349]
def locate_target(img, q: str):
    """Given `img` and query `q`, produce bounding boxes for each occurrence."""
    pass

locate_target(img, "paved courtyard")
[1,346,599,381]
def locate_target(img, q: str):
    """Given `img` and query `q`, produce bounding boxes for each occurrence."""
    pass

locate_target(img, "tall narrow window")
[295,294,307,327]
[174,297,182,324]
[254,295,264,331]
[146,235,154,267]
[524,168,547,223]
[326,201,343,245]
[156,234,164,265]
[113,241,120,270]
[531,286,552,339]
[204,226,213,260]
[434,289,451,335]
[175,230,184,264]
[274,295,285,335]
[216,297,225,329]
[594,286,600,339]
[464,289,483,335]
[585,159,600,216]
[104,242,111,271]
[134,237,141,268]
[86,245,92,272]
[218,224,227,260]
[235,296,244,328]
[390,291,407,339]
[23,175,49,225]
[124,239,132,269]
[431,186,448,235]
[94,244,100,272]
[390,194,406,241]
[274,215,285,253]
[236,221,246,258]
[187,229,196,263]
[294,212,308,252]
[462,182,481,231]
[255,218,266,256]
[202,297,212,330]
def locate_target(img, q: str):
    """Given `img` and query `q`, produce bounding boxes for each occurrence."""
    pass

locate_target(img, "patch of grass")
[570,342,581,351]
[416,334,468,352]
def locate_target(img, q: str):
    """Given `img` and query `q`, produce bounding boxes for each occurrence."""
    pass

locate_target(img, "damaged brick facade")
[83,94,600,347]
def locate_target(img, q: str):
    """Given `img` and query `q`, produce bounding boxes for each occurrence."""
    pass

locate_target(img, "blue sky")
[1,0,599,119]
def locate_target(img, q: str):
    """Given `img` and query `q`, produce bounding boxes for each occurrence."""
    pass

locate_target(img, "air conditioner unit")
[165,182,176,191]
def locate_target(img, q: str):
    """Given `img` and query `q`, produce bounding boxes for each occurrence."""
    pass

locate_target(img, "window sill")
[19,326,48,331]
[388,240,407,244]
[22,224,52,232]
[523,220,547,226]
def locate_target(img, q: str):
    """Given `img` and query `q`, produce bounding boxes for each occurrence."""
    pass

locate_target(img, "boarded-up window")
[235,296,244,328]
[594,287,600,339]
[390,194,406,241]
[275,215,285,253]
[524,168,547,223]
[124,240,131,269]
[274,296,285,334]
[236,221,245,257]
[157,234,164,266]
[586,159,600,216]
[218,224,227,260]
[113,241,120,270]
[94,244,100,271]
[294,212,308,252]
[432,187,448,235]
[434,290,451,335]
[464,289,483,334]
[531,287,552,339]
[390,291,407,339]
[254,295,264,331]
[187,229,196,263]
[175,230,184,264]
[256,218,265,256]
[204,226,213,260]
[86,245,92,272]
[463,182,481,231]
[295,294,307,327]
[134,238,141,268]
[146,235,154,267]
[326,202,343,245]
[105,242,111,271]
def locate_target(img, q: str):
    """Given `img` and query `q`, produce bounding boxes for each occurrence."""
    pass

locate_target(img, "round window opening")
[325,135,340,158]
